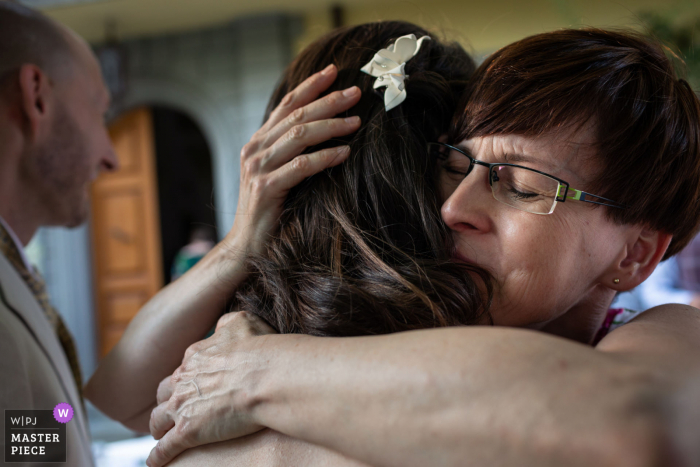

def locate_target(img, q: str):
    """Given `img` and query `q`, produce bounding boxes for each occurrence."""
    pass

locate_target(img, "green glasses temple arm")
[560,186,627,209]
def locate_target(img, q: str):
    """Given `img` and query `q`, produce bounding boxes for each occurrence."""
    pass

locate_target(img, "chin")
[59,197,90,228]
[69,206,90,228]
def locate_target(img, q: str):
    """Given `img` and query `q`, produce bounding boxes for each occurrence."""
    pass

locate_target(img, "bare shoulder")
[169,429,371,467]
[596,304,700,359]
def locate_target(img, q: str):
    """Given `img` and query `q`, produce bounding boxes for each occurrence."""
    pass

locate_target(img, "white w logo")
[58,409,69,418]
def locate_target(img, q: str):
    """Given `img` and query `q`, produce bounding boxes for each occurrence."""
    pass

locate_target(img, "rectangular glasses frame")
[429,142,627,211]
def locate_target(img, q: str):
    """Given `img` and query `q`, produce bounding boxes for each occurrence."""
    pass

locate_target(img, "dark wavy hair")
[234,21,492,336]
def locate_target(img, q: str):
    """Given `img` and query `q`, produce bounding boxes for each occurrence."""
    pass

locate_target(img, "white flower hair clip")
[360,34,431,111]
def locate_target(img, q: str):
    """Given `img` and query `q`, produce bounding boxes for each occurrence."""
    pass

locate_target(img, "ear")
[17,64,54,139]
[604,228,673,291]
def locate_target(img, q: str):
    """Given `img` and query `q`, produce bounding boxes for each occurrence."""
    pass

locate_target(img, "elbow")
[601,420,677,467]
[83,375,151,434]
[119,410,152,434]
[599,389,693,467]
[83,375,116,420]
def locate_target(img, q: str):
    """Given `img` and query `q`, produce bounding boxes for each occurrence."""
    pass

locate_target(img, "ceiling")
[20,0,700,53]
[20,0,346,43]
[20,0,106,7]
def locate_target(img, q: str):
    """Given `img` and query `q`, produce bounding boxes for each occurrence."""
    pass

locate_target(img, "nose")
[441,165,494,234]
[101,144,119,173]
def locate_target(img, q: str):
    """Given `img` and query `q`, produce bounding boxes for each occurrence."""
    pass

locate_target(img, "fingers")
[269,145,350,192]
[263,64,338,132]
[149,402,175,441]
[263,116,360,172]
[264,86,361,146]
[156,376,174,405]
[146,427,191,467]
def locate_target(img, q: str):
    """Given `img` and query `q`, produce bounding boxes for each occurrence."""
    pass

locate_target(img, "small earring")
[613,278,620,284]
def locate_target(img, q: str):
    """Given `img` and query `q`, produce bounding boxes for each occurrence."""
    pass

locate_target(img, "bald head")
[0,1,78,87]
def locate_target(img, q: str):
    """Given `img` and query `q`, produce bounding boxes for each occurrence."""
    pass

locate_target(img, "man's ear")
[605,228,673,291]
[17,64,53,139]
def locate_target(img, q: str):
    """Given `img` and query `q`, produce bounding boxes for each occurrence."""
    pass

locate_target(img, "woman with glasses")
[131,28,700,466]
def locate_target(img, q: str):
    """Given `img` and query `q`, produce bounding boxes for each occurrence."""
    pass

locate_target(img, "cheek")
[499,215,570,271]
[493,214,591,319]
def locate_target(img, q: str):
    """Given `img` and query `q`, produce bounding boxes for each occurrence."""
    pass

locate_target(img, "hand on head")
[225,64,360,256]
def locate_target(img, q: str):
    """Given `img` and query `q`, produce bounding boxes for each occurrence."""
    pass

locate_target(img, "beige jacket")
[0,252,93,466]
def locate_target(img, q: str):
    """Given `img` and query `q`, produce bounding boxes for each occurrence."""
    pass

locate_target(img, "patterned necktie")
[0,223,84,403]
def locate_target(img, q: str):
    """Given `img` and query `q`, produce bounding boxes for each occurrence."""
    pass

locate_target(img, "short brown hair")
[452,28,700,258]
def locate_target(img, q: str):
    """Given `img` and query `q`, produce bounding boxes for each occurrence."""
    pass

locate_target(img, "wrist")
[247,333,315,428]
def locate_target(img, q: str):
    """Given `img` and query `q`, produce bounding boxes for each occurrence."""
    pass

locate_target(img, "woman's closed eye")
[441,162,469,177]
[506,185,540,200]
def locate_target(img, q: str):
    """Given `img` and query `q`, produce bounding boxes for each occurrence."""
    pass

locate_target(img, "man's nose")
[102,145,119,172]
[441,166,494,234]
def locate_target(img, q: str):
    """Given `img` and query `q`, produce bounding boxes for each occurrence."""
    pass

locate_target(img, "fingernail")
[336,145,350,155]
[344,116,360,124]
[321,64,335,75]
[343,86,360,97]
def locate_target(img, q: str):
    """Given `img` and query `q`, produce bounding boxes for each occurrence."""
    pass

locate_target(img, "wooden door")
[91,107,163,357]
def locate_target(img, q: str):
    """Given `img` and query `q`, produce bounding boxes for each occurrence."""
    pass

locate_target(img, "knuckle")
[291,155,310,172]
[288,124,305,141]
[217,312,237,328]
[326,91,342,106]
[240,141,257,160]
[184,344,198,360]
[171,366,185,382]
[288,107,305,124]
[280,92,295,108]
[243,156,262,176]
[171,393,186,410]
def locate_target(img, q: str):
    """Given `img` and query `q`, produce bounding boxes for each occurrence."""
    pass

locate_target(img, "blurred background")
[16,0,700,464]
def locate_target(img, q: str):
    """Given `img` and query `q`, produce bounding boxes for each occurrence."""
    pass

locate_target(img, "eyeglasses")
[429,142,627,215]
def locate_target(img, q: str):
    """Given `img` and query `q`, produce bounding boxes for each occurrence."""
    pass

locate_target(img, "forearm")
[85,236,249,427]
[251,327,678,467]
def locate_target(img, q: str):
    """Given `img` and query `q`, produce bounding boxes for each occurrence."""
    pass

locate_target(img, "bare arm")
[169,429,371,467]
[148,306,700,467]
[84,65,362,431]
[84,238,249,432]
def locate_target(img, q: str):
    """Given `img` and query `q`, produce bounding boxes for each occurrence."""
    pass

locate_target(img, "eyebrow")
[504,152,543,165]
[454,145,562,175]
[503,152,559,173]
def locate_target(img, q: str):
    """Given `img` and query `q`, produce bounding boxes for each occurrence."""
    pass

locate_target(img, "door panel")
[91,107,163,357]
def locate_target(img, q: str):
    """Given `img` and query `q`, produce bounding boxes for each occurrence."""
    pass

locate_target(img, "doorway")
[151,107,218,284]
[91,106,217,357]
